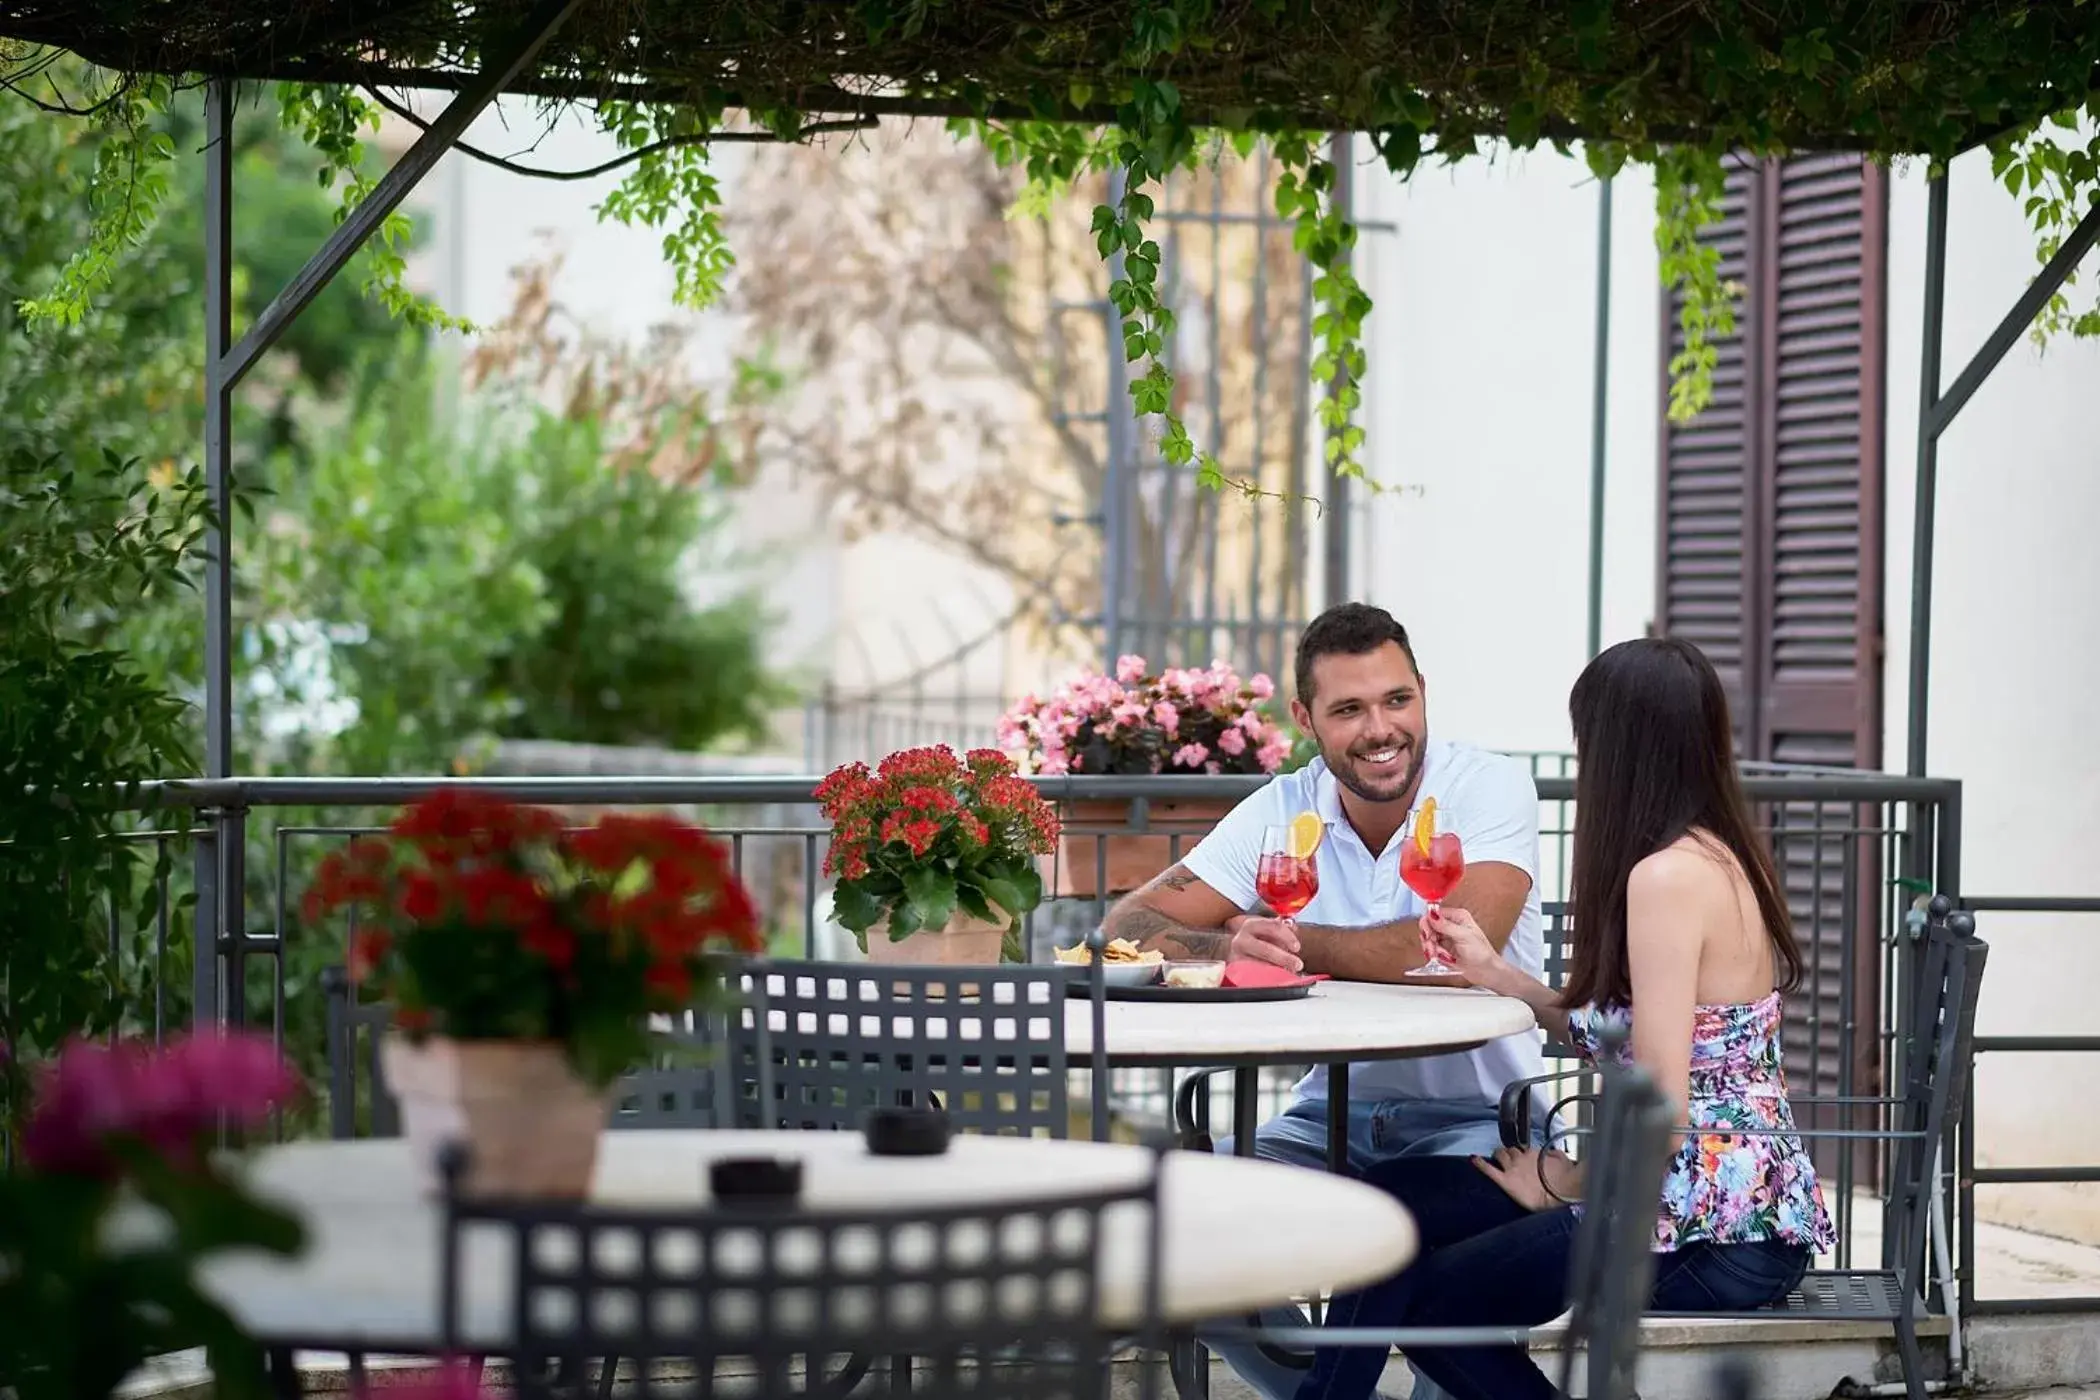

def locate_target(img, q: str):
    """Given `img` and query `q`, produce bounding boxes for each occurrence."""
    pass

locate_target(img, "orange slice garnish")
[1412,797,1437,854]
[1286,811,1324,860]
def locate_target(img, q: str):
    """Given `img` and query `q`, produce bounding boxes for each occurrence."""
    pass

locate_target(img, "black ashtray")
[864,1105,953,1157]
[709,1155,803,1206]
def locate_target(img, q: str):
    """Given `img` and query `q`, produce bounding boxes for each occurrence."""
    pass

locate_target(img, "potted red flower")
[817,747,1060,964]
[303,788,763,1197]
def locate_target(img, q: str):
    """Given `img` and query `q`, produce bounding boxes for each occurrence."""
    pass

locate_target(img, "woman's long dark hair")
[1560,637,1802,1008]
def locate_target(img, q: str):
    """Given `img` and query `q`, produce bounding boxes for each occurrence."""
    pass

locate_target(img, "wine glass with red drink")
[1400,803,1466,976]
[1256,824,1320,926]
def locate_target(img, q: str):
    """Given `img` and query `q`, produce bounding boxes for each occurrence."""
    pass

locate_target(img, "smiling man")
[1100,602,1546,1400]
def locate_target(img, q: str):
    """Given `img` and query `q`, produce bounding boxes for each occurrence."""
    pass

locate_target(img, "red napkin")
[1223,960,1329,989]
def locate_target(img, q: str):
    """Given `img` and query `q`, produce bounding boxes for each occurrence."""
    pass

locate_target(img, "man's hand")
[1223,914,1303,972]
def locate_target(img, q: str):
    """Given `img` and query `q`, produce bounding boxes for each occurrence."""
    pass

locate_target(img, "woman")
[1296,637,1834,1400]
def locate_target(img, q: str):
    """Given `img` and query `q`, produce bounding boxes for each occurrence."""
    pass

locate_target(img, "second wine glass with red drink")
[1256,822,1321,923]
[1401,799,1466,975]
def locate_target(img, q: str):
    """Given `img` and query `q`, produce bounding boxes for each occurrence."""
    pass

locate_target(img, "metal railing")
[1955,894,2100,1318]
[30,767,1983,1304]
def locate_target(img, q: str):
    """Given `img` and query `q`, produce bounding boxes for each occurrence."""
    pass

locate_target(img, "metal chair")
[1499,900,1989,1400]
[1196,1058,1675,1400]
[714,959,1077,1136]
[438,1141,1166,1400]
[1556,1059,1676,1400]
[603,955,1098,1397]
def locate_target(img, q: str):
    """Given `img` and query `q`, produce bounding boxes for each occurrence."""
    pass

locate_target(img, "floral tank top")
[1568,991,1836,1253]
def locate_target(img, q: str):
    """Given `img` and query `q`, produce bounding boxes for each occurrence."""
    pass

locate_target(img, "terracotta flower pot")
[380,1033,612,1199]
[1047,797,1239,898]
[862,911,1006,965]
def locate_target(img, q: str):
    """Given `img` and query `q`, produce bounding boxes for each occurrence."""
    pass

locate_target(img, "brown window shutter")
[1656,155,1889,1152]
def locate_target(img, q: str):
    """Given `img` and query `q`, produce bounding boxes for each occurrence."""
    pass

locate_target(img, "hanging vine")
[1653,146,1735,424]
[10,1,2100,480]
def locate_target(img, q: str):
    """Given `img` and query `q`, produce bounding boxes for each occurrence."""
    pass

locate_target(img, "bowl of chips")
[1053,936,1165,985]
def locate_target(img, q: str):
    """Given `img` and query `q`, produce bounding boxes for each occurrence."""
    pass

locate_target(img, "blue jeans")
[1295,1155,1813,1400]
[1206,1097,1515,1400]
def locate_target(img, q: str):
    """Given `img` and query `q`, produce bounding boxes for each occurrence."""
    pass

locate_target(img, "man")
[1101,602,1546,1400]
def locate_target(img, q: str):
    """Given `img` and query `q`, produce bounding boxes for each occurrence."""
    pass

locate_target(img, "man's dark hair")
[1294,603,1420,702]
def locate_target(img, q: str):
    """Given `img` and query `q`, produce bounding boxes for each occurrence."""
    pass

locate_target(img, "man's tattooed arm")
[1099,864,1240,960]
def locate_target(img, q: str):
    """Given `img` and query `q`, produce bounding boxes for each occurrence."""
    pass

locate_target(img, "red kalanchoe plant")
[302,788,764,1087]
[818,747,1059,960]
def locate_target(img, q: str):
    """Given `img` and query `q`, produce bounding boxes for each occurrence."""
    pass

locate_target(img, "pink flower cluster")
[21,1032,301,1180]
[997,655,1291,777]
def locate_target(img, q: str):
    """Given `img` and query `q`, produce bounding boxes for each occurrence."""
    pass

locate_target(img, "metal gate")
[1049,142,1352,682]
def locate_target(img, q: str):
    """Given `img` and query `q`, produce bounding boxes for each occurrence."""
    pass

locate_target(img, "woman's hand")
[1475,1146,1583,1211]
[1420,905,1504,985]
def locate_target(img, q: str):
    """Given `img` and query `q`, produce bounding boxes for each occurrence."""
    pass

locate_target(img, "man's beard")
[1320,734,1424,805]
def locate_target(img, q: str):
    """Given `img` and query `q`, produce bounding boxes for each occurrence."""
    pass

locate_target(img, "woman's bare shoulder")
[1628,835,1736,905]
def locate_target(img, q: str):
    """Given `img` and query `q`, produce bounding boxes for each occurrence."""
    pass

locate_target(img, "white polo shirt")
[1180,739,1546,1107]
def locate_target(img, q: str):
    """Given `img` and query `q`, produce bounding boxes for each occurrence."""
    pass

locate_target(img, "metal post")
[1906,174,1948,781]
[1585,176,1614,659]
[202,80,235,780]
[190,816,222,1028]
[219,0,584,390]
[1321,132,1355,608]
[1102,165,1133,667]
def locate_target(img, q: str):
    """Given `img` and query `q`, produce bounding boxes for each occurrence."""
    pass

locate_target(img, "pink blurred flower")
[1248,673,1276,701]
[1216,726,1248,757]
[359,1361,488,1400]
[1151,702,1179,735]
[1115,654,1148,683]
[1171,743,1210,770]
[1257,736,1292,773]
[22,1032,300,1180]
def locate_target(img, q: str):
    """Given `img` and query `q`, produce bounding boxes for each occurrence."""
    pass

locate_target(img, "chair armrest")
[1172,1067,1254,1152]
[1500,1071,1595,1148]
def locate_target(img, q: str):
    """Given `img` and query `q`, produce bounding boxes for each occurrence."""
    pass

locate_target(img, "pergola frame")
[9,1,2089,1023]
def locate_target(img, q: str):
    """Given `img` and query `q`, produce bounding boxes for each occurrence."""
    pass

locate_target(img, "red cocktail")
[1256,853,1320,918]
[1399,835,1464,905]
[1401,802,1465,976]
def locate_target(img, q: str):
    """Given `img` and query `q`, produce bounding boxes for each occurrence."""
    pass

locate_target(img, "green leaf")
[954,880,994,921]
[902,865,958,930]
[830,879,887,933]
[976,874,1024,921]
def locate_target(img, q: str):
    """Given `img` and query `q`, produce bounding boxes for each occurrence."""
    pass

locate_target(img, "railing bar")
[802,832,819,960]
[273,823,291,1142]
[155,835,171,1043]
[106,843,123,1046]
[1971,1167,2100,1184]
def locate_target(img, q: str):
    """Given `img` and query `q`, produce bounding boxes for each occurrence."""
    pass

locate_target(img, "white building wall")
[1353,148,1661,754]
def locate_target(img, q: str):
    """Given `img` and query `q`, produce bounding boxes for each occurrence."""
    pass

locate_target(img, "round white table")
[201,1130,1417,1351]
[1065,978,1537,1067]
[1066,979,1538,1168]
